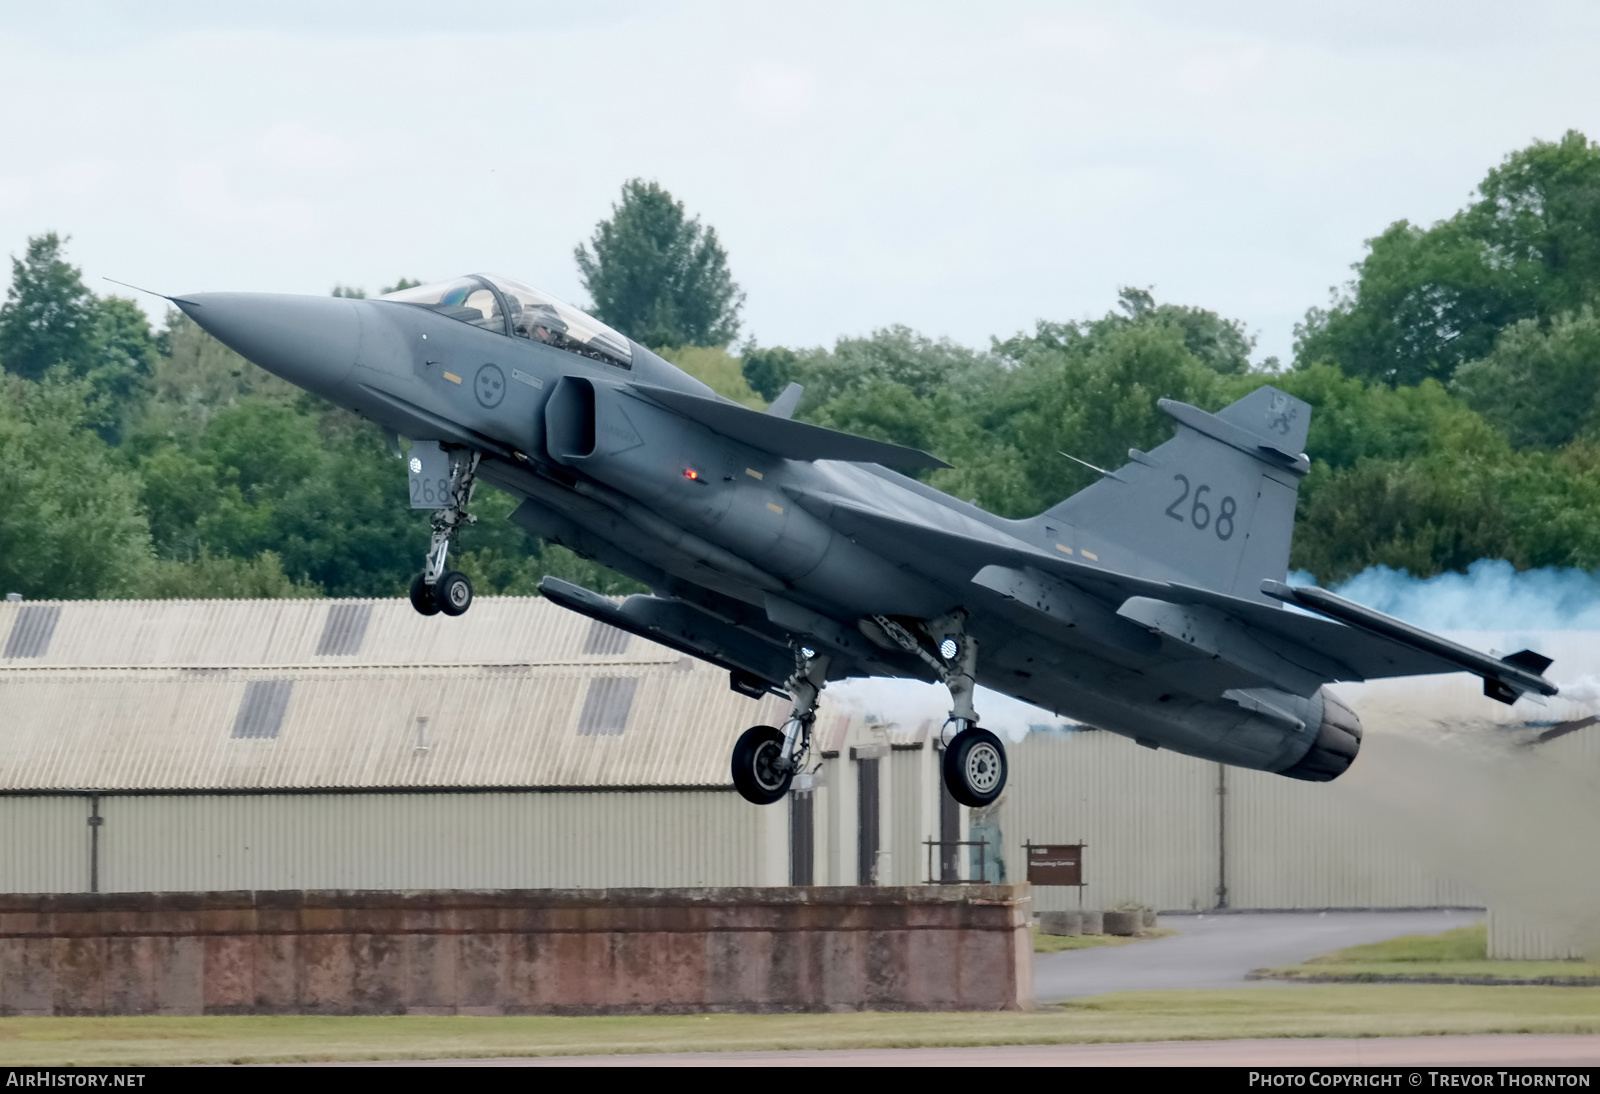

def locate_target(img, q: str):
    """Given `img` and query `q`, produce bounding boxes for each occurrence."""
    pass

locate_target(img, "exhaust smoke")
[1310,561,1600,957]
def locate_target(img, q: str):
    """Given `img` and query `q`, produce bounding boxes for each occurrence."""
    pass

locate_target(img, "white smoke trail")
[1314,559,1600,632]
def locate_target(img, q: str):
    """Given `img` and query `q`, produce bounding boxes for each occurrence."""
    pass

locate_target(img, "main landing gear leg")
[875,610,1008,809]
[931,612,1007,809]
[732,645,829,805]
[409,449,480,618]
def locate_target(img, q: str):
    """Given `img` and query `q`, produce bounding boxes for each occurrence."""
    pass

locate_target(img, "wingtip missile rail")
[1260,579,1557,704]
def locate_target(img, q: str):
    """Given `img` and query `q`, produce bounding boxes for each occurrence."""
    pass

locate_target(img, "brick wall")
[0,886,1033,1015]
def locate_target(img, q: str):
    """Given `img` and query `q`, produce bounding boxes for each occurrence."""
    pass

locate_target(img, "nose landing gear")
[410,449,479,617]
[732,645,828,805]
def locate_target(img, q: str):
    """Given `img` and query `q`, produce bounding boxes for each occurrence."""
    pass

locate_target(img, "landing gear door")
[407,440,452,509]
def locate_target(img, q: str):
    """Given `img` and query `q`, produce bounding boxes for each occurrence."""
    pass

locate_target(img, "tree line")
[3,133,1599,600]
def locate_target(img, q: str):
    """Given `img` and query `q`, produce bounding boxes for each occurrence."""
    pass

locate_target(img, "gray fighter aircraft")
[171,275,1558,808]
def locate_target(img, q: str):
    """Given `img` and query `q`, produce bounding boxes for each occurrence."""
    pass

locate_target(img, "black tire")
[409,573,440,616]
[437,570,473,616]
[942,726,1007,808]
[731,725,791,805]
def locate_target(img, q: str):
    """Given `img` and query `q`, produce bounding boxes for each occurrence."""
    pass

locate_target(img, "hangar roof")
[0,598,795,793]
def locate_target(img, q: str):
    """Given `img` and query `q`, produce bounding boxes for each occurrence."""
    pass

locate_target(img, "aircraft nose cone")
[174,293,361,394]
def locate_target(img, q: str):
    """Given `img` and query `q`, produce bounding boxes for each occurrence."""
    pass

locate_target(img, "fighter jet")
[172,275,1558,808]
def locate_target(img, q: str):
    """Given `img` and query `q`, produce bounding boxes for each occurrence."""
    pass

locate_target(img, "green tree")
[0,373,154,598]
[1105,287,1256,374]
[81,295,158,442]
[128,309,299,447]
[994,320,1224,514]
[138,550,321,599]
[0,232,98,382]
[1297,130,1600,386]
[740,342,801,402]
[136,397,430,596]
[655,345,765,408]
[1272,376,1524,580]
[1452,307,1600,449]
[575,179,744,348]
[0,234,157,441]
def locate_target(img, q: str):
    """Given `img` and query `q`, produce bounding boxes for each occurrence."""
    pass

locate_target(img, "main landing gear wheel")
[732,725,792,805]
[943,725,1008,808]
[436,570,473,616]
[409,573,440,616]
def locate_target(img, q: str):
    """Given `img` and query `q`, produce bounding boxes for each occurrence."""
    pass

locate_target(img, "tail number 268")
[1164,475,1236,541]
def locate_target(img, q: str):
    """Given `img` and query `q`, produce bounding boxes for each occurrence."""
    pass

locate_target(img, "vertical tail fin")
[1040,385,1310,602]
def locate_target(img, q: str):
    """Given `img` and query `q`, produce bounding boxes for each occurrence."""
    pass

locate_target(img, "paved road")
[377,1035,1599,1067]
[1035,909,1484,1001]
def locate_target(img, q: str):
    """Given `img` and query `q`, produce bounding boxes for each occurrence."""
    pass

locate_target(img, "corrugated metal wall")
[0,796,90,894]
[1000,729,1479,913]
[1225,765,1476,910]
[1481,720,1600,960]
[1488,910,1584,960]
[1002,732,1222,912]
[0,665,790,792]
[886,747,934,885]
[0,791,779,894]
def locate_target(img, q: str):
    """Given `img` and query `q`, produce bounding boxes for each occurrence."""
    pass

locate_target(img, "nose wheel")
[409,573,440,616]
[411,449,479,617]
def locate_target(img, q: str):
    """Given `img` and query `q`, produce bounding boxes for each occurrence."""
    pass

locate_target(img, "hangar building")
[0,596,797,893]
[1,598,1592,958]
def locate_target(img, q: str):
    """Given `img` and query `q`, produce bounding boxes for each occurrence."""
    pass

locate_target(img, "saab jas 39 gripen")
[169,275,1558,807]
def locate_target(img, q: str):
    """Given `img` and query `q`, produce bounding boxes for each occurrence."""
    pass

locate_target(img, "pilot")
[514,302,565,346]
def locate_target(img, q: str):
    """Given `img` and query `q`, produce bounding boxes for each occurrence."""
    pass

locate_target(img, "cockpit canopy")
[379,275,633,368]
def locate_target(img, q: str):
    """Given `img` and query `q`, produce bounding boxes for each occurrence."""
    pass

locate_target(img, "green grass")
[1257,924,1600,984]
[1032,925,1177,954]
[1307,924,1490,964]
[4,986,1600,1065]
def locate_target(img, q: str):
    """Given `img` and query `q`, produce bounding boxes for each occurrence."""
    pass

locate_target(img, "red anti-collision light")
[684,468,700,481]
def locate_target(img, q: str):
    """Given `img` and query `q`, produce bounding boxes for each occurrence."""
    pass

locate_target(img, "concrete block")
[1038,911,1081,936]
[1103,910,1140,936]
[1079,910,1104,935]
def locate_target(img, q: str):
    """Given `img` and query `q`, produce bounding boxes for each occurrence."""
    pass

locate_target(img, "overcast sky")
[2,1,1597,364]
